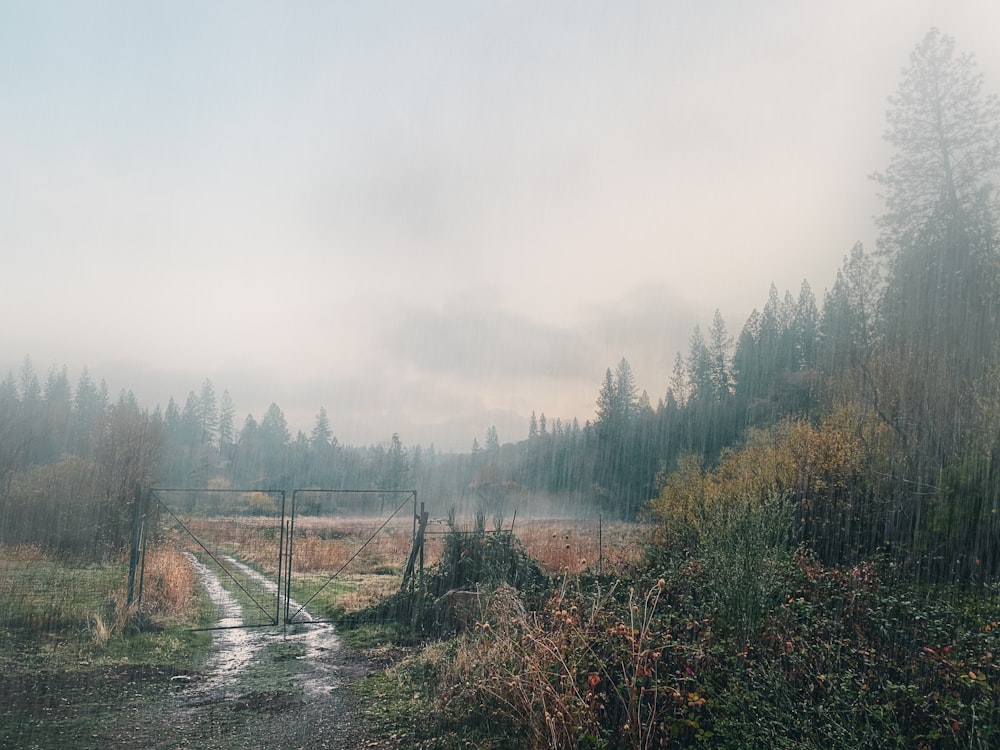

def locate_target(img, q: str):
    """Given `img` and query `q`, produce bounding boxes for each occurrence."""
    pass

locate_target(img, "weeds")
[369,534,1000,749]
[138,545,200,625]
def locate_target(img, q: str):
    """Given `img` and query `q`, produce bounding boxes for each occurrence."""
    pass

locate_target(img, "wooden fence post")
[401,503,430,591]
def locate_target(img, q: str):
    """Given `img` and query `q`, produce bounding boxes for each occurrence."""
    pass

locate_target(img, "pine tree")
[197,379,218,445]
[792,280,819,370]
[218,390,236,452]
[707,310,733,402]
[485,425,500,453]
[311,406,333,447]
[260,403,290,447]
[873,28,1000,262]
[686,326,712,403]
[872,30,1000,476]
[596,370,616,426]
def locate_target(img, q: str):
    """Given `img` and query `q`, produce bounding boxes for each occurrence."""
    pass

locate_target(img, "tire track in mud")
[182,553,266,691]
[213,555,347,696]
[184,552,344,697]
[131,553,381,749]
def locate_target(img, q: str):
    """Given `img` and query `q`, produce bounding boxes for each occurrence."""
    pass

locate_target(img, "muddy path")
[104,556,388,750]
[0,552,395,749]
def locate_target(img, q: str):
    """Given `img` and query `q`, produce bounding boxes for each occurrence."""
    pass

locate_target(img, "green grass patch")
[0,558,124,632]
[287,573,360,619]
[188,551,282,626]
[0,574,215,750]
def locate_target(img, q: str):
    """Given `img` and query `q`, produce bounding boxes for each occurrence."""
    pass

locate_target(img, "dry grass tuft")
[0,544,48,567]
[138,545,199,625]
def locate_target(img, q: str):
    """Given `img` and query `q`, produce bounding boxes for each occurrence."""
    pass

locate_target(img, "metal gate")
[132,487,418,630]
[283,489,418,624]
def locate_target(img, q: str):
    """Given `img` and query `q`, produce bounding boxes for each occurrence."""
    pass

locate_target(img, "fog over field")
[3,1,999,449]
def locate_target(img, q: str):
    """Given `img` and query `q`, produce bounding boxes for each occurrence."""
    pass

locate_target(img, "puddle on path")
[184,552,345,698]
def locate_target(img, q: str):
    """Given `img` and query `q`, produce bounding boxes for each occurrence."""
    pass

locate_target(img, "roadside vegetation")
[343,511,999,749]
[0,543,212,748]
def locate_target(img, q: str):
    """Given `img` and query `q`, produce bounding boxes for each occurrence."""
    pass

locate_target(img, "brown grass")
[151,516,642,622]
[0,545,135,638]
[429,579,668,749]
[166,516,641,578]
[138,545,200,625]
[0,544,49,567]
[286,517,417,573]
[513,520,643,574]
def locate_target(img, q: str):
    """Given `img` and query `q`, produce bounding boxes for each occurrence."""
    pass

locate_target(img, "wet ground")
[1,556,391,750]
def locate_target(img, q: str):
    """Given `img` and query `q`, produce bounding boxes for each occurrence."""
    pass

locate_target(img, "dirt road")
[117,555,389,749]
[1,556,392,750]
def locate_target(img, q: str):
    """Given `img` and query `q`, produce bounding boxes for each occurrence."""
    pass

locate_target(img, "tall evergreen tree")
[381,432,409,490]
[595,371,616,427]
[485,425,500,453]
[873,28,1000,263]
[667,352,689,407]
[792,280,820,371]
[71,367,105,457]
[260,403,290,447]
[197,379,218,446]
[218,390,235,452]
[311,406,333,447]
[18,357,40,403]
[872,29,1000,479]
[707,309,733,402]
[686,326,713,403]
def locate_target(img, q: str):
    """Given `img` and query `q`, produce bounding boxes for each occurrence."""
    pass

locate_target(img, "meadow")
[160,513,642,618]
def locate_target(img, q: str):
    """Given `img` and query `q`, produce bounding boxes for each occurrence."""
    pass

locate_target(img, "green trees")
[648,29,1000,579]
[0,370,161,558]
[379,432,410,490]
[485,425,500,454]
[869,30,1000,558]
[218,390,235,454]
[596,357,639,433]
[873,28,1000,261]
[731,283,821,427]
[593,357,652,517]
[817,243,880,375]
[310,406,334,447]
[875,27,1000,382]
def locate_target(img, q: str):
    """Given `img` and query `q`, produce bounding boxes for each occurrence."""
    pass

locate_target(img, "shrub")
[697,495,795,643]
[345,512,546,637]
[0,456,131,559]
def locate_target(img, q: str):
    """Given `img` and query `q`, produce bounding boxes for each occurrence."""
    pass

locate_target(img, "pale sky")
[3,2,999,450]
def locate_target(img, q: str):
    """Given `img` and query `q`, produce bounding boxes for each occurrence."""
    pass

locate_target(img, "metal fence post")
[126,483,145,607]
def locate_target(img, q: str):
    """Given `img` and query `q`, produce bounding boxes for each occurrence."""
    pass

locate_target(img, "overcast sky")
[3,2,999,451]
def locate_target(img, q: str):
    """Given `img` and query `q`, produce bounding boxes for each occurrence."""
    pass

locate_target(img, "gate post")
[126,482,145,607]
[401,502,429,591]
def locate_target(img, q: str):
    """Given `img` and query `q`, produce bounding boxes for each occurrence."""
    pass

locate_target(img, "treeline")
[502,29,1000,581]
[0,367,159,557]
[491,250,885,521]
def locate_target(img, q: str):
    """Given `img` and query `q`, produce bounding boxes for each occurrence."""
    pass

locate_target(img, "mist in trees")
[2,29,998,584]
[647,28,1000,581]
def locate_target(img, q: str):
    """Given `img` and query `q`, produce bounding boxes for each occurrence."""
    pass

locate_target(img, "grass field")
[163,514,643,620]
[175,513,641,567]
[1,516,641,637]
